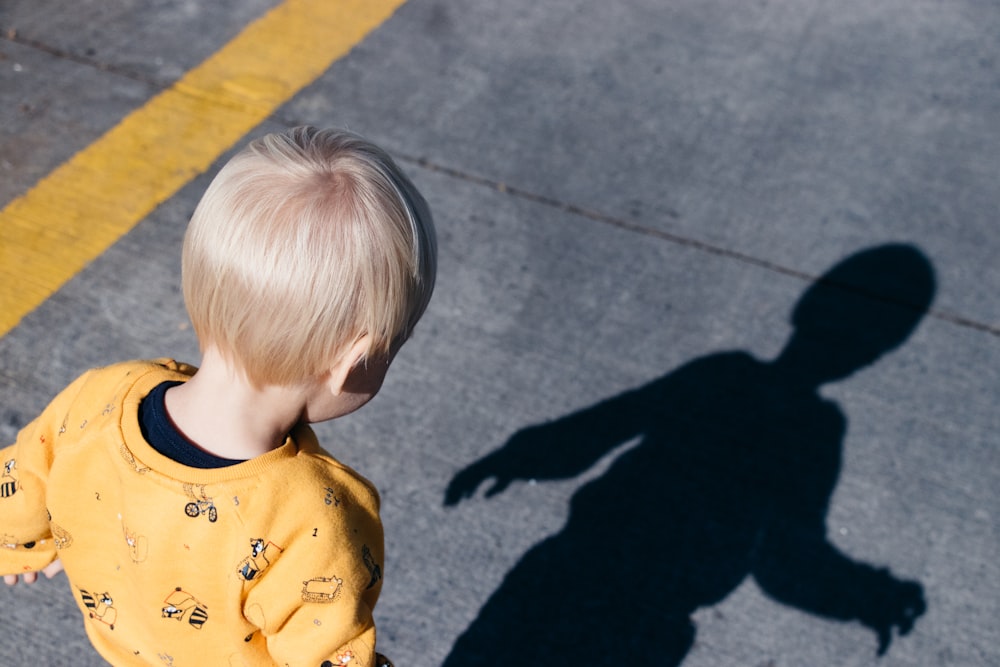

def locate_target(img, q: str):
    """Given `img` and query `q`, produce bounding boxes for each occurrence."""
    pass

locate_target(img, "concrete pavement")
[1,1,998,665]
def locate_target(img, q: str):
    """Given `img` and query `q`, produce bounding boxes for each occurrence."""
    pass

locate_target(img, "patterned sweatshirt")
[0,359,386,667]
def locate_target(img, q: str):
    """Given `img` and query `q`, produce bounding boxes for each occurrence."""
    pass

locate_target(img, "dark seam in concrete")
[0,32,988,338]
[0,30,166,89]
[397,152,1000,339]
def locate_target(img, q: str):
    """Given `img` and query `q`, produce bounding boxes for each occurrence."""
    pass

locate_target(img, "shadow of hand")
[443,245,937,666]
[861,573,926,656]
[444,424,556,506]
[444,456,510,505]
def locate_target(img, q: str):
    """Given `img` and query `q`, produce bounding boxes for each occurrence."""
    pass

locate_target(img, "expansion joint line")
[396,153,1000,339]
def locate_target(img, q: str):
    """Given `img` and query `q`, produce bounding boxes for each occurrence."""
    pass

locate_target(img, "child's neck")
[163,348,312,460]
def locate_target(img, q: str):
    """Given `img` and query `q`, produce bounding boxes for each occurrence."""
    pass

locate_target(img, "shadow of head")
[781,243,936,384]
[443,243,934,665]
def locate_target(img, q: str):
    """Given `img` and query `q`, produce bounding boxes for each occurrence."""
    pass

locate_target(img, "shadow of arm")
[445,380,658,505]
[751,525,926,656]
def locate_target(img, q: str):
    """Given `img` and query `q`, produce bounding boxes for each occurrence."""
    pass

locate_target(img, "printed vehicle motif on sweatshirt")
[237,538,283,582]
[80,589,118,630]
[323,648,355,665]
[362,545,382,590]
[120,516,148,563]
[1,459,19,498]
[301,575,344,603]
[183,484,218,522]
[48,510,73,550]
[161,587,209,629]
[120,443,150,475]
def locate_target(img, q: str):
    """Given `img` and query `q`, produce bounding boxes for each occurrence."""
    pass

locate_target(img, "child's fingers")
[2,561,63,586]
[43,560,64,579]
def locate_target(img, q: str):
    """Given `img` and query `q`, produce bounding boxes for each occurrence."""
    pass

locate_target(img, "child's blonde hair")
[182,126,436,386]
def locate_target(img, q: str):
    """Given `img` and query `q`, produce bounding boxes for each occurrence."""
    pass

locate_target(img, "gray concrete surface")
[1,1,998,665]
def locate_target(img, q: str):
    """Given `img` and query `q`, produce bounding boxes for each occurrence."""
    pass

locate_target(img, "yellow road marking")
[0,0,406,337]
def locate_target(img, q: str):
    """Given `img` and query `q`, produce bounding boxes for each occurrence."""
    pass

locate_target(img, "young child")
[0,126,436,667]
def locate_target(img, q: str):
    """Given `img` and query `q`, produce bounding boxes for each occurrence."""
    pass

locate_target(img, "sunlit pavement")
[1,2,998,665]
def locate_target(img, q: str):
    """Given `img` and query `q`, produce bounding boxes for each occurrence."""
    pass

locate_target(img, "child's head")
[182,126,436,387]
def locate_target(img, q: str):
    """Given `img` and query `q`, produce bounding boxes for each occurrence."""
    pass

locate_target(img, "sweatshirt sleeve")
[0,371,92,575]
[242,469,386,667]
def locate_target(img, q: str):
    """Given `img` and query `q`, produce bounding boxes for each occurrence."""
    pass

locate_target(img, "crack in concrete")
[0,28,167,89]
[3,28,993,339]
[393,151,1000,339]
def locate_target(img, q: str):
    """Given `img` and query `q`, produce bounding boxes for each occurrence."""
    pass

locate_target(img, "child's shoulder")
[285,426,382,512]
[58,359,195,412]
[78,358,196,388]
[235,433,384,546]
[93,357,196,377]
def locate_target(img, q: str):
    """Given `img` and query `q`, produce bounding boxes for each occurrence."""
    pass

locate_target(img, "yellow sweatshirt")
[0,360,386,667]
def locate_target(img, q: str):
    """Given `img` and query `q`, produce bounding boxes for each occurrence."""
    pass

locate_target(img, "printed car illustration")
[121,522,147,563]
[238,538,282,581]
[362,545,382,590]
[1,459,18,498]
[162,587,208,629]
[81,589,117,629]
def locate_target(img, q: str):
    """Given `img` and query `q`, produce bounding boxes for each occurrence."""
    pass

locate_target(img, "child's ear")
[325,335,371,396]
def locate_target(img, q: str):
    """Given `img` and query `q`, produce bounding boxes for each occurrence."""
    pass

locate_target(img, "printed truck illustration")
[302,575,343,603]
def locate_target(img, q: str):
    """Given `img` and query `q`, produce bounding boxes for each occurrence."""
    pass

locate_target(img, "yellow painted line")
[0,0,406,337]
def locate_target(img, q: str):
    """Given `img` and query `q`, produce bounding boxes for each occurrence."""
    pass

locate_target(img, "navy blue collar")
[139,381,244,469]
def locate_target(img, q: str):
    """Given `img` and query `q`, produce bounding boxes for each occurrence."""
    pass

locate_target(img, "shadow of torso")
[445,244,930,665]
[448,351,844,663]
[571,351,842,606]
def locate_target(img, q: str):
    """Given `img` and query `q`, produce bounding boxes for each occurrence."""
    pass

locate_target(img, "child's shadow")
[445,244,932,665]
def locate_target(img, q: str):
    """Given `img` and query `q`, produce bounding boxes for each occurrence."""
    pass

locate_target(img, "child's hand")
[3,559,64,586]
